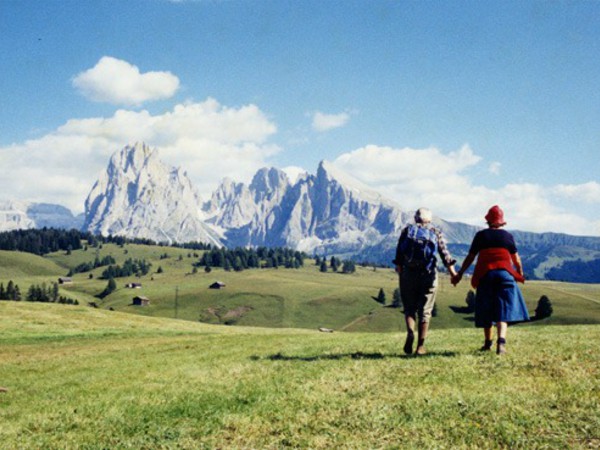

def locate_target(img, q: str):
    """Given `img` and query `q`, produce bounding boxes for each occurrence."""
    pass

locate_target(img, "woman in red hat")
[452,205,530,354]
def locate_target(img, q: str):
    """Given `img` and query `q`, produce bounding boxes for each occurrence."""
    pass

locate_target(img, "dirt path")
[545,286,600,305]
[339,312,372,331]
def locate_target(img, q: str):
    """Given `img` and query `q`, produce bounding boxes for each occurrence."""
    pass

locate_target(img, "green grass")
[0,250,66,278]
[3,243,600,332]
[1,302,599,449]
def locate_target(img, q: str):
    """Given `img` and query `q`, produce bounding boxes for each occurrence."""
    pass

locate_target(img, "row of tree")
[68,255,117,276]
[100,258,152,279]
[0,228,84,255]
[0,280,78,304]
[0,228,215,257]
[317,256,357,274]
[197,247,307,271]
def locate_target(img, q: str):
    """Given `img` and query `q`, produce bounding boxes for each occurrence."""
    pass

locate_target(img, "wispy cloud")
[331,145,600,236]
[488,161,501,175]
[72,56,180,106]
[552,182,600,203]
[0,98,278,212]
[311,111,351,132]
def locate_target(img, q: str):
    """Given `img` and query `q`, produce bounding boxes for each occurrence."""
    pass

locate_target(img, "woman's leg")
[496,321,508,354]
[481,327,493,351]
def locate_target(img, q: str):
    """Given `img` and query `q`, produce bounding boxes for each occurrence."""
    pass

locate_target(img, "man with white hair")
[394,207,457,355]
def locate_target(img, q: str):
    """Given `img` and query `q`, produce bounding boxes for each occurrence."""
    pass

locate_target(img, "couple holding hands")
[394,205,529,356]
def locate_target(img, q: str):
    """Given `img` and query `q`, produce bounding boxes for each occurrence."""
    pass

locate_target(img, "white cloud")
[282,165,308,184]
[488,161,501,175]
[0,98,278,213]
[552,182,600,203]
[72,56,180,106]
[331,145,600,236]
[312,111,350,132]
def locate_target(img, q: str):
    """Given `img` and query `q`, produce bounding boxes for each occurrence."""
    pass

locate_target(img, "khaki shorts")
[400,269,438,323]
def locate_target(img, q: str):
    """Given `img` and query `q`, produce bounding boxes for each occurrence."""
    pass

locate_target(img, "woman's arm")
[458,252,477,276]
[452,252,477,286]
[511,252,524,276]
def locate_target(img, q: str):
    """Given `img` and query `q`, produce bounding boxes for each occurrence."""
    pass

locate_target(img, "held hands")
[451,273,463,286]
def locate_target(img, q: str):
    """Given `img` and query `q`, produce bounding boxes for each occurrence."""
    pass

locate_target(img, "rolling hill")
[2,242,600,331]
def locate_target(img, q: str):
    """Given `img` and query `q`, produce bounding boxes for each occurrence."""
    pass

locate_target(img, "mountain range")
[3,142,600,282]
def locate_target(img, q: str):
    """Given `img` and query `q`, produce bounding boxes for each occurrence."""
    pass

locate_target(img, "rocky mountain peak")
[250,167,290,195]
[107,142,156,178]
[83,142,221,246]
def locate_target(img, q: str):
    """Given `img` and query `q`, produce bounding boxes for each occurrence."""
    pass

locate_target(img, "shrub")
[535,295,553,320]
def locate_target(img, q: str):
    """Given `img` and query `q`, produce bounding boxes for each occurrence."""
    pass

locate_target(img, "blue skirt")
[475,269,530,328]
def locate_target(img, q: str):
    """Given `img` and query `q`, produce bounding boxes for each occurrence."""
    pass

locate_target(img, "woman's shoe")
[496,340,507,355]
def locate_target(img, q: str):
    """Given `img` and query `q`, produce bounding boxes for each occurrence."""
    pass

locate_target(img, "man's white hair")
[414,207,433,224]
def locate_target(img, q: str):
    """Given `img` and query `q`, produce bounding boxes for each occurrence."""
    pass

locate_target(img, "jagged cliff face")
[0,200,82,232]
[0,201,35,232]
[83,142,221,246]
[203,161,409,256]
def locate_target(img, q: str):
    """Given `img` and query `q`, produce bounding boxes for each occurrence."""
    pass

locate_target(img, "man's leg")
[400,271,417,355]
[404,314,415,354]
[416,320,429,355]
[415,273,437,355]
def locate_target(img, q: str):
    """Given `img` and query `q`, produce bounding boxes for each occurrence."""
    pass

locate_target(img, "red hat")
[485,205,506,226]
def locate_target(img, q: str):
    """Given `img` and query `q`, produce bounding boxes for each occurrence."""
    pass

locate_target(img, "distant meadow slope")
[0,302,599,448]
[1,243,600,331]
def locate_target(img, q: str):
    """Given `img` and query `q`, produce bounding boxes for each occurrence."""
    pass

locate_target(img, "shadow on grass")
[253,350,458,362]
[449,305,475,322]
[449,305,473,314]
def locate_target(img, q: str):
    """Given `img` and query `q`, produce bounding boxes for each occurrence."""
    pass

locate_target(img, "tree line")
[0,228,215,256]
[197,247,307,271]
[316,256,357,274]
[68,255,117,276]
[100,258,152,279]
[0,280,78,304]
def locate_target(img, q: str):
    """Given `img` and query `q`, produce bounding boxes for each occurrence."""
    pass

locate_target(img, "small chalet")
[209,281,226,289]
[132,296,150,306]
[126,282,142,289]
[58,277,73,284]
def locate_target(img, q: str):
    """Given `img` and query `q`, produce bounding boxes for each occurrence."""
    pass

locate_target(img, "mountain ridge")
[2,142,600,282]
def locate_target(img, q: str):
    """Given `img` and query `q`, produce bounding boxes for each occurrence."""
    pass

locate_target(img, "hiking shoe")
[404,334,414,355]
[415,346,427,356]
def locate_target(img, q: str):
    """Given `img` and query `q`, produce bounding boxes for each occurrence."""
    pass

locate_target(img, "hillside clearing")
[1,302,599,449]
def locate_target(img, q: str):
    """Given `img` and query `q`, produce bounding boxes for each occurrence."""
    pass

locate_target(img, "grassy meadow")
[3,243,600,332]
[1,302,599,449]
[1,243,600,447]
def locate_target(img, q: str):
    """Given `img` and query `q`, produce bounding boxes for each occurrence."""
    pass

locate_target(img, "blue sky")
[1,0,599,235]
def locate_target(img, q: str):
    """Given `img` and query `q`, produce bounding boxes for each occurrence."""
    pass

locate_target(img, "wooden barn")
[58,277,73,284]
[209,281,226,289]
[132,296,150,306]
